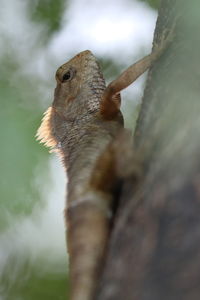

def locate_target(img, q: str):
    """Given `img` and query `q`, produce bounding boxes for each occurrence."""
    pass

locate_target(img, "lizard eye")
[62,69,74,82]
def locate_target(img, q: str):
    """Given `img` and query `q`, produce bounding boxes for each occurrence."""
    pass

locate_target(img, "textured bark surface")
[96,1,200,299]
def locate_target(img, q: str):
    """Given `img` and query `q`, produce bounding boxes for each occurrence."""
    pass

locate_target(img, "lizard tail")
[66,193,111,300]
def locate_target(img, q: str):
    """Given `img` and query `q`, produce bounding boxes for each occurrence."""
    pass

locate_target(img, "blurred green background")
[0,0,158,299]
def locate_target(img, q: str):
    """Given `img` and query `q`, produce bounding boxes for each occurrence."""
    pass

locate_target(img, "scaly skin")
[37,51,124,300]
[37,34,172,299]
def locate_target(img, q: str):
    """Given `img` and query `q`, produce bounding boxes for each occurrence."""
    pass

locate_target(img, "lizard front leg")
[100,28,175,120]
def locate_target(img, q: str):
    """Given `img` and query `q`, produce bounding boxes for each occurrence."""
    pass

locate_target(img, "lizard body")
[37,32,172,300]
[37,51,124,300]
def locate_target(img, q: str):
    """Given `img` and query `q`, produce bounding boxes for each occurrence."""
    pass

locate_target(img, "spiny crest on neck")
[36,106,58,152]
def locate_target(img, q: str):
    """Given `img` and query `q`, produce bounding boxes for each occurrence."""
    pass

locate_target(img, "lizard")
[36,30,173,300]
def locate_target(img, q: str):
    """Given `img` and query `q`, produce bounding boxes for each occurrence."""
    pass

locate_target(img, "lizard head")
[36,50,105,151]
[53,50,105,116]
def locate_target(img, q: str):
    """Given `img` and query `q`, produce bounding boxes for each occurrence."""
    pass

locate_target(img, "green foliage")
[1,254,68,300]
[0,58,48,229]
[28,0,67,36]
[0,63,68,299]
[0,1,68,298]
[139,0,160,9]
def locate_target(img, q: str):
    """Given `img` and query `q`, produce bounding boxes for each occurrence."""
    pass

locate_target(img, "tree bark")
[96,1,200,299]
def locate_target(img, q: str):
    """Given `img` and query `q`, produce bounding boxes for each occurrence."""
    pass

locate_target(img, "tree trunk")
[96,1,200,299]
